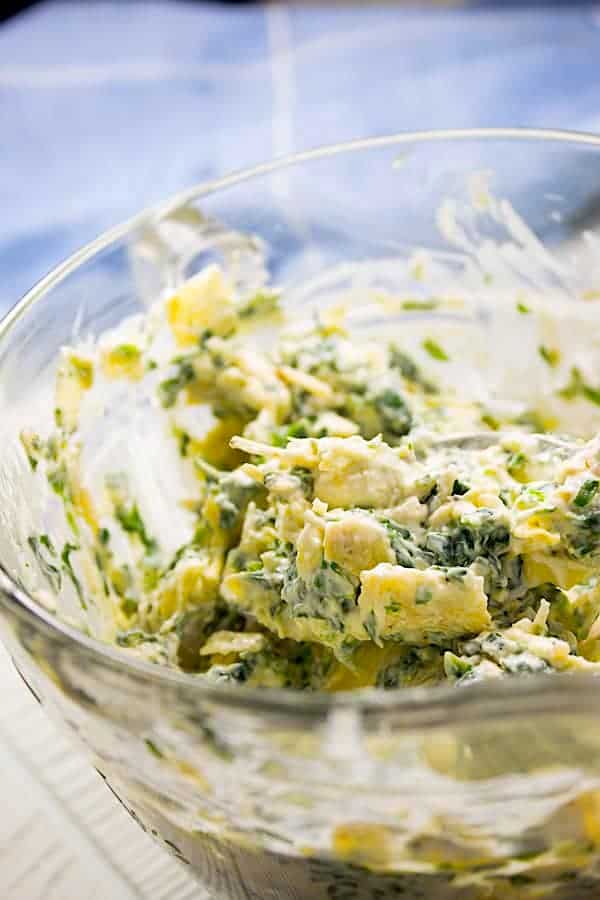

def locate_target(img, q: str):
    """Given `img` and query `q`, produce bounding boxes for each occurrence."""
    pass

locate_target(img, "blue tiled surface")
[1,1,600,308]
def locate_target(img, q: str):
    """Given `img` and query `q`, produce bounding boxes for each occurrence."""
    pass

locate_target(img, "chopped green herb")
[143,563,161,592]
[144,738,164,758]
[20,431,43,471]
[115,504,157,553]
[121,597,139,616]
[422,338,449,362]
[48,464,69,499]
[559,367,600,407]
[374,388,412,438]
[28,535,62,592]
[426,510,510,570]
[507,451,527,477]
[451,480,469,496]
[481,411,501,431]
[443,652,473,681]
[516,301,531,314]
[178,431,191,457]
[574,479,599,508]
[94,551,110,597]
[69,356,94,388]
[158,359,195,408]
[363,610,379,643]
[111,343,141,362]
[197,329,214,347]
[238,291,281,320]
[287,421,310,439]
[522,486,548,507]
[415,585,433,605]
[61,542,85,608]
[218,499,239,531]
[270,431,288,449]
[39,534,54,552]
[538,345,560,368]
[509,874,534,886]
[290,467,314,497]
[116,629,157,648]
[445,567,469,583]
[420,481,438,504]
[401,298,438,311]
[191,521,211,547]
[514,409,549,433]
[389,346,436,393]
[271,420,310,447]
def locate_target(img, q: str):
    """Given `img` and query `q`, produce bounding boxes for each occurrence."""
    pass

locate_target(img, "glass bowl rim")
[4,126,600,724]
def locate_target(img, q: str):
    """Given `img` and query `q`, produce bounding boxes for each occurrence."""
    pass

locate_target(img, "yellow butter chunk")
[101,343,144,381]
[216,347,291,419]
[313,412,359,438]
[199,631,266,657]
[154,551,222,621]
[323,514,394,577]
[313,436,412,508]
[55,350,95,431]
[512,522,561,554]
[184,415,246,470]
[357,564,490,644]
[332,823,393,868]
[524,555,594,591]
[166,265,238,345]
[229,434,415,509]
[221,570,337,647]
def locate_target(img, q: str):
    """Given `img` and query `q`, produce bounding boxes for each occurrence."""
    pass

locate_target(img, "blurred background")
[2,0,600,314]
[1,2,600,898]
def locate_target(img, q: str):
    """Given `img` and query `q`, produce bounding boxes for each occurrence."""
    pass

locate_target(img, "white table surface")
[0,645,202,899]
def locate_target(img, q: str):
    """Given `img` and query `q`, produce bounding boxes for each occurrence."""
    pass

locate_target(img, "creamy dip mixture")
[20,264,600,690]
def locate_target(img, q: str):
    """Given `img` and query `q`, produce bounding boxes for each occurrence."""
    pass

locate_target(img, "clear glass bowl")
[3,130,600,898]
